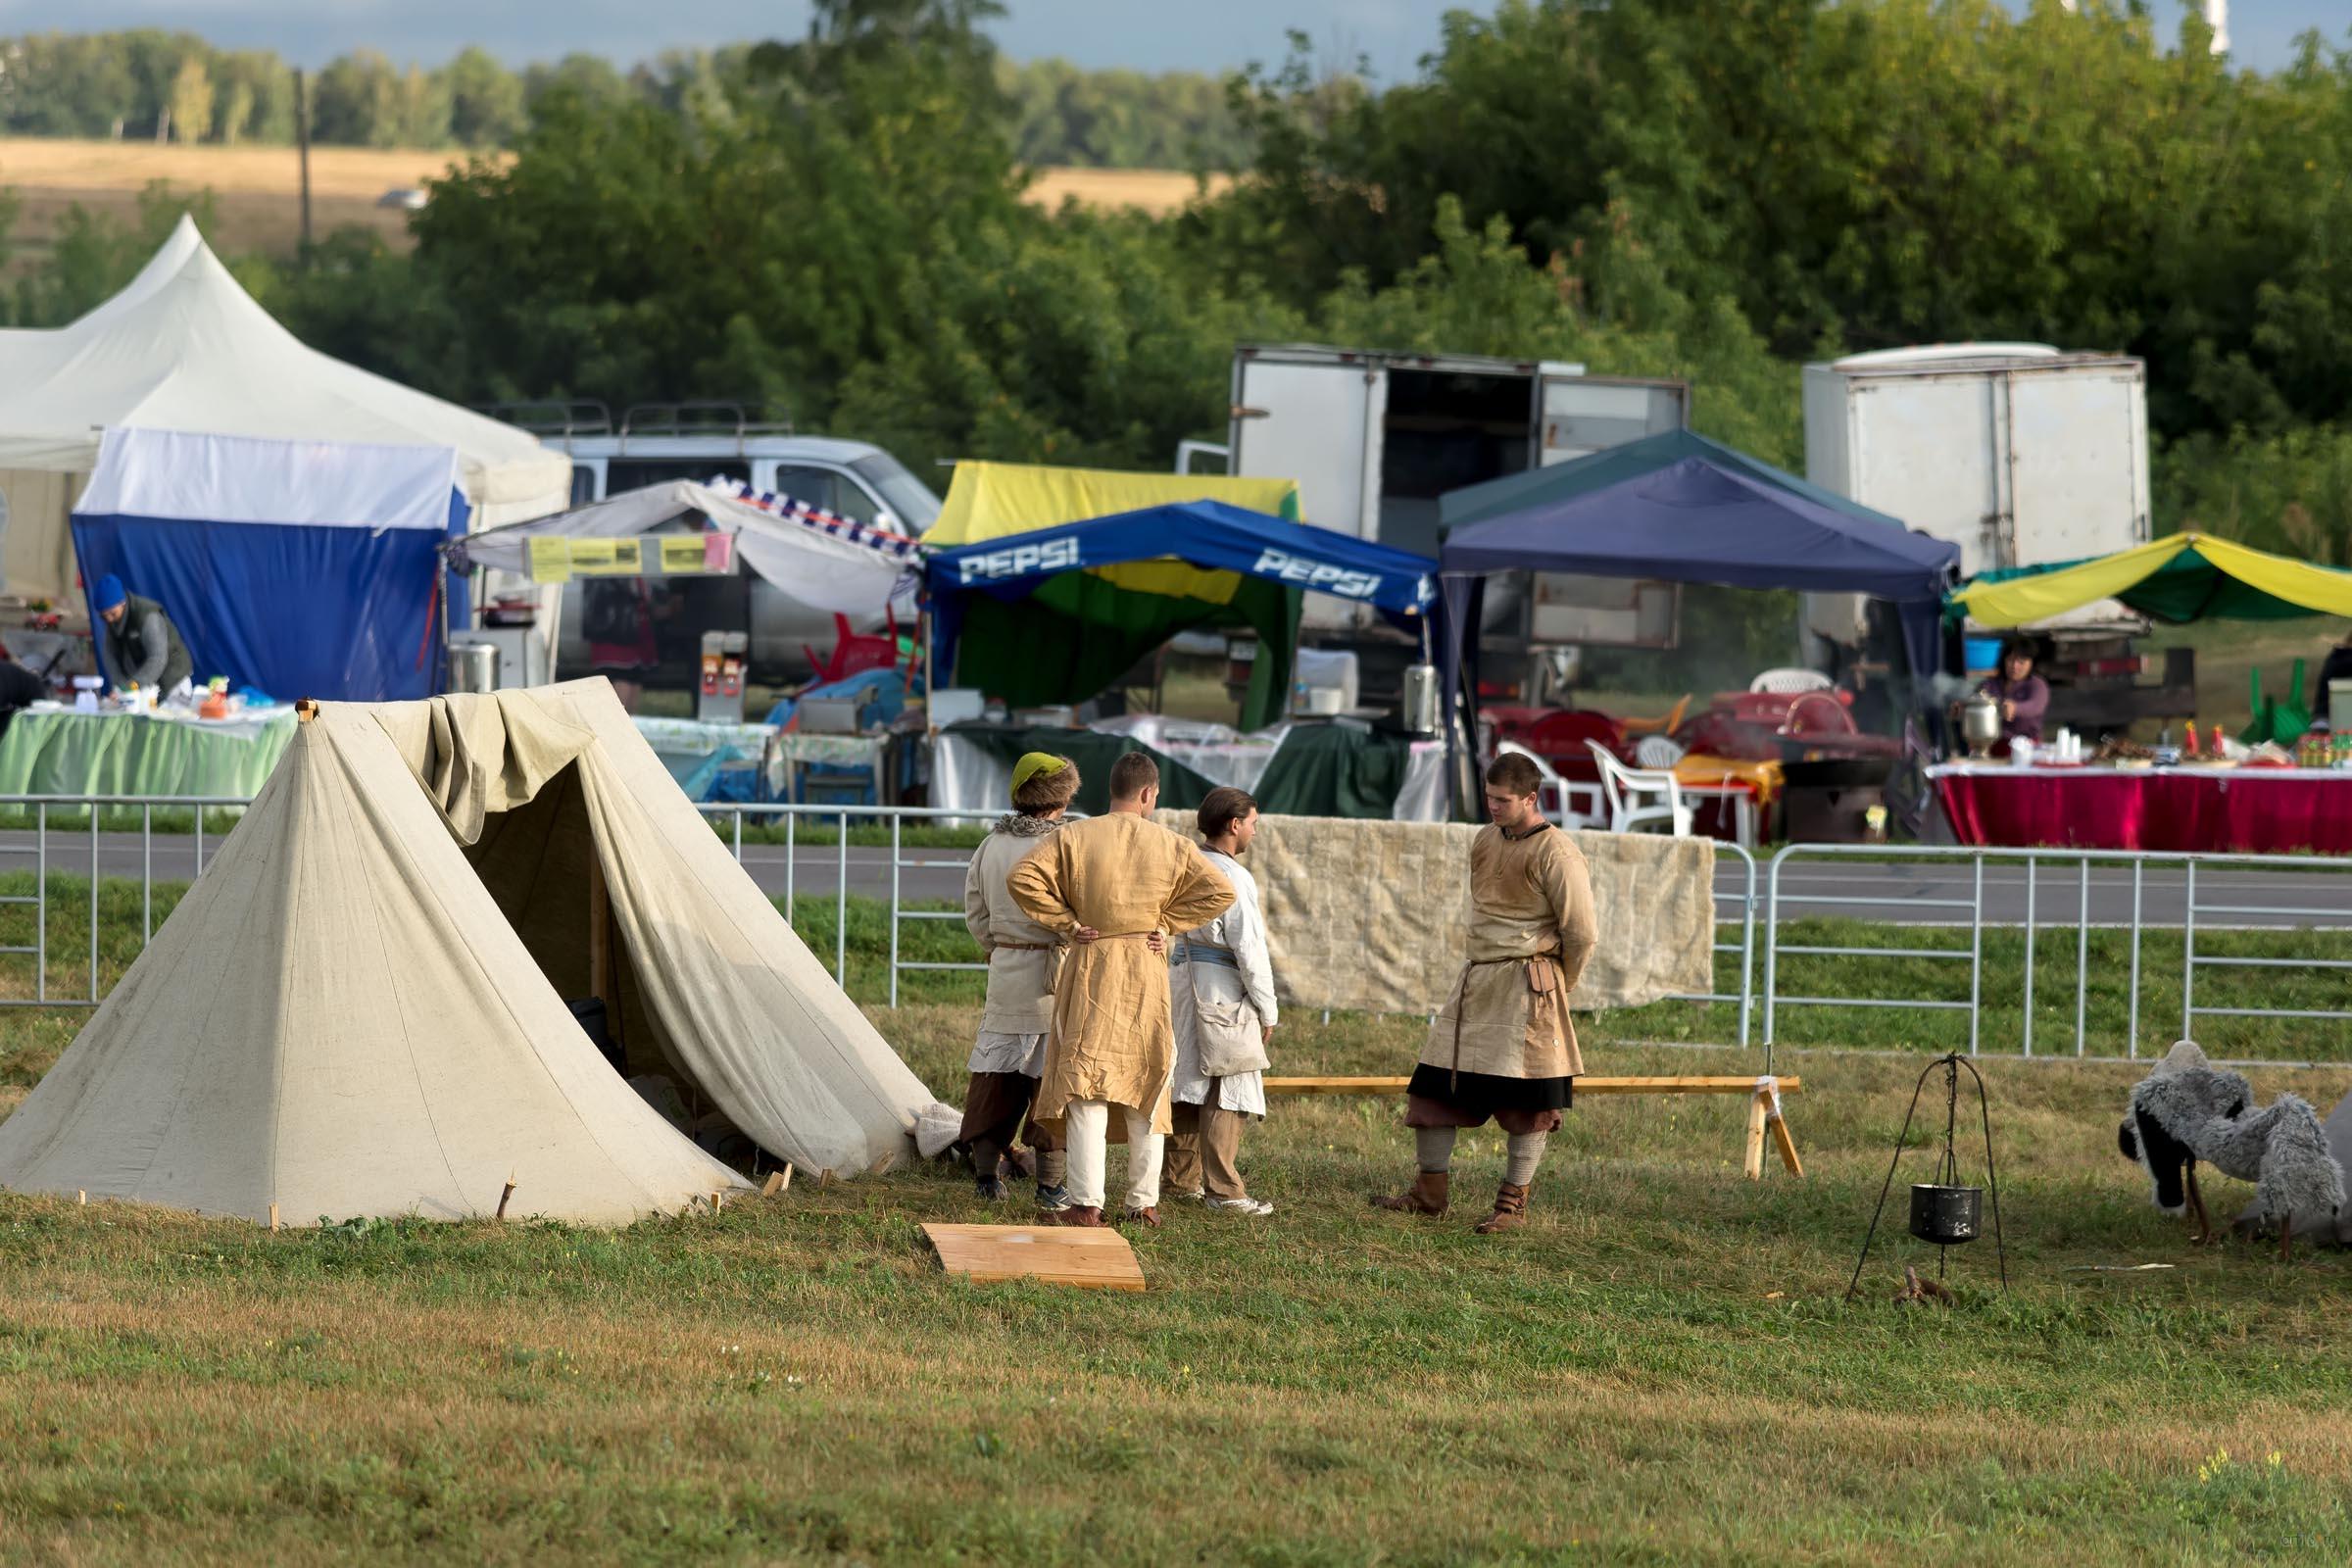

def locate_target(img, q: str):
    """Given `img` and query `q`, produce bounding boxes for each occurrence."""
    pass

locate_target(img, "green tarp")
[949,574,1300,733]
[0,710,297,798]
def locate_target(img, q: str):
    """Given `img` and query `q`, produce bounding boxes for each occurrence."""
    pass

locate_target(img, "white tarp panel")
[465,480,915,616]
[75,427,462,531]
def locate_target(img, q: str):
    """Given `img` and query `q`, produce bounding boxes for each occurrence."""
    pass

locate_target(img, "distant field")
[0,137,1217,268]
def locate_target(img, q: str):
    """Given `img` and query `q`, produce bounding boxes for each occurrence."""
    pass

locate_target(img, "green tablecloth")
[0,707,298,799]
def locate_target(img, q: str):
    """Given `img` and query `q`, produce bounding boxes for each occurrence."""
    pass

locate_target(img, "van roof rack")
[619,401,796,438]
[476,400,613,437]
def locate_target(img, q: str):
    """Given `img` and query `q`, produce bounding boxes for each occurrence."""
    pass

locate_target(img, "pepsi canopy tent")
[72,427,465,702]
[923,500,1437,729]
[1435,428,1963,723]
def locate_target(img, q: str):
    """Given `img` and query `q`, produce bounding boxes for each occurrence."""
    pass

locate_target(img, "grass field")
[2,881,2352,1557]
[0,137,1216,267]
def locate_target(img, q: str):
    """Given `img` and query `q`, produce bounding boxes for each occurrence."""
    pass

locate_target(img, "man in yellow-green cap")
[957,752,1084,1209]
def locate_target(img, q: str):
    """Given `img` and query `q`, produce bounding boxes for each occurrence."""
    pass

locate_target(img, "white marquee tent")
[0,216,570,602]
[0,679,944,1225]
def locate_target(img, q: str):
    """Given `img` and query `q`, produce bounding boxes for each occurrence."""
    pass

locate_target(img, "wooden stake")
[779,1163,793,1193]
[1743,1090,1769,1182]
[710,1190,724,1213]
[760,1171,786,1198]
[495,1171,517,1220]
[76,1189,86,1205]
[268,1203,279,1232]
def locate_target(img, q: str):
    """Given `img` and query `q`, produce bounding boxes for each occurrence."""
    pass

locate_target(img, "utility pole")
[294,66,314,256]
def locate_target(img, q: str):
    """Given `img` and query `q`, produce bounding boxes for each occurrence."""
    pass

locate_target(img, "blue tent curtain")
[71,485,465,702]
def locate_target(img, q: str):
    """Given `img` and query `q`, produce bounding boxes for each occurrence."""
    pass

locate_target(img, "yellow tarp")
[1951,533,2352,628]
[932,462,1301,605]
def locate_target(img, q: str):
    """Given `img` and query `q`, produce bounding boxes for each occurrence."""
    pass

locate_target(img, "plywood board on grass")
[922,1222,1146,1292]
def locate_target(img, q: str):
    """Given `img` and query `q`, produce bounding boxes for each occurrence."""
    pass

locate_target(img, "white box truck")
[1205,344,1690,703]
[1800,343,2189,725]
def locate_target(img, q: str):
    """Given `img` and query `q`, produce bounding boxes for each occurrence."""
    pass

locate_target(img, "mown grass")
[4,1011,2352,1562]
[3,877,2352,1559]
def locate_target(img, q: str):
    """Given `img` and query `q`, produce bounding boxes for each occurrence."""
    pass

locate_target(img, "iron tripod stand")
[1847,1053,2008,1299]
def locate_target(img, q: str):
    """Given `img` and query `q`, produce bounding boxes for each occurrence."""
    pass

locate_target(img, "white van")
[497,403,942,683]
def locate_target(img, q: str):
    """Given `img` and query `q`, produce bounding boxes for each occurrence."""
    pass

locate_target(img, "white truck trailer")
[1800,343,2190,725]
[1203,344,1690,702]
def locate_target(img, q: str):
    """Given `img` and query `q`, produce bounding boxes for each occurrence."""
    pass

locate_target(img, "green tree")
[441,46,525,146]
[310,49,405,145]
[167,55,215,142]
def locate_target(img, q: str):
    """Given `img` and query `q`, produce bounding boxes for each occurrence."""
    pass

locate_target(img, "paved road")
[5,829,2349,930]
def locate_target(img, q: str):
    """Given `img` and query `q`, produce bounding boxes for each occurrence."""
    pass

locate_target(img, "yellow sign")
[525,537,571,584]
[569,539,643,576]
[660,535,709,574]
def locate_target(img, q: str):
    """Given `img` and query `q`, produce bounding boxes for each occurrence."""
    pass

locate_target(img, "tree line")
[0,27,1248,166]
[4,0,2351,589]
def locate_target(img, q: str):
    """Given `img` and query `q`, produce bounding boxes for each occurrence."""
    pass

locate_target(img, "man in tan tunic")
[1375,751,1598,1234]
[956,752,1080,1209]
[1007,752,1235,1229]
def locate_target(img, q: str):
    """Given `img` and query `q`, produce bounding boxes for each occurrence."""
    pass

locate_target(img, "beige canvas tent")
[0,679,941,1225]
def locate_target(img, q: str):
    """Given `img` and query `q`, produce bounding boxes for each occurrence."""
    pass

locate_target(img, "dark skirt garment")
[1403,1065,1573,1137]
[956,1070,1060,1152]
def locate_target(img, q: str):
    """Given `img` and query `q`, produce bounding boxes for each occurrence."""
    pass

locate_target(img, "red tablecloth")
[1934,764,2352,854]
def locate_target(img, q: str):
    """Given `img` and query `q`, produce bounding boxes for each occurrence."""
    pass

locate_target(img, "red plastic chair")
[803,610,900,684]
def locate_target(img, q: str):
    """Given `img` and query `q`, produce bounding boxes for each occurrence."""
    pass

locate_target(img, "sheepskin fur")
[2120,1041,2346,1242]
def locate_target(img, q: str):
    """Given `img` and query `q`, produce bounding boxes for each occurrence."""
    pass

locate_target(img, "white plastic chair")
[1585,740,1692,836]
[1749,667,1834,695]
[1634,734,1687,769]
[1496,741,1602,831]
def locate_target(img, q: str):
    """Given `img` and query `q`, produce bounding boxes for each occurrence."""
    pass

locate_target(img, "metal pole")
[785,808,797,917]
[888,813,902,1008]
[1738,849,1756,1050]
[142,804,153,944]
[1761,849,1784,1051]
[835,808,849,986]
[2181,859,2197,1039]
[2127,860,2143,1057]
[2075,858,2089,1056]
[1966,855,1984,1056]
[2021,855,2036,1056]
[88,808,99,1001]
[35,804,45,1004]
[732,808,744,863]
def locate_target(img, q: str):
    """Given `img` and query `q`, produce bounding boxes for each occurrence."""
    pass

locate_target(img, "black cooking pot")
[1909,1183,1983,1245]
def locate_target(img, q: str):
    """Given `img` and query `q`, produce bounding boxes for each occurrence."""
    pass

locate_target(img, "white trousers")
[1060,1100,1163,1211]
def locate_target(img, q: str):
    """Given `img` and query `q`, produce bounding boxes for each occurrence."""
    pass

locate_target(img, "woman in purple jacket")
[1977,638,2050,744]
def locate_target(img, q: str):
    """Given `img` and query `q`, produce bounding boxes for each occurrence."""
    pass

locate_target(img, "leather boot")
[1474,1182,1530,1235]
[1371,1170,1449,1216]
[1057,1205,1105,1228]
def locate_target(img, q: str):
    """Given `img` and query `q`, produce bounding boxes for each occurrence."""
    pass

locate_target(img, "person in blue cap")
[92,574,193,701]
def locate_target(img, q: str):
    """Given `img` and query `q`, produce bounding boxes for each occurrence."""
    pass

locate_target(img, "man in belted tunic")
[1007,752,1234,1230]
[1375,751,1598,1234]
[956,752,1081,1209]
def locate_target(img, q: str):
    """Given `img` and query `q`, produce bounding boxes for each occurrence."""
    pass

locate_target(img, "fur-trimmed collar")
[993,812,1064,838]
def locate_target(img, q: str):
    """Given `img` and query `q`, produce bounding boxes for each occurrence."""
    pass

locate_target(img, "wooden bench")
[1264,1074,1805,1180]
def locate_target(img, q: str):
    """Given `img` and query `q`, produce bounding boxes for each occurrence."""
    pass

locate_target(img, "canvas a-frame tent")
[0,679,938,1226]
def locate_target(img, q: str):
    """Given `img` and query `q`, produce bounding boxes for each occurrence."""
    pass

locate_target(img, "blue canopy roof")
[925,499,1438,615]
[1438,428,1959,602]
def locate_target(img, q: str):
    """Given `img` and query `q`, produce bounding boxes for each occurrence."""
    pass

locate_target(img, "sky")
[0,0,2340,79]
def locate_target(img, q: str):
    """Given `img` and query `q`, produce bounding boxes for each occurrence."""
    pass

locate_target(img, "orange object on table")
[198,692,230,720]
[1674,753,1784,805]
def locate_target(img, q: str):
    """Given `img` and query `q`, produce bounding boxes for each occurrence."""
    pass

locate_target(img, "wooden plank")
[1743,1091,1769,1181]
[1265,1075,1801,1097]
[1769,1111,1806,1178]
[921,1222,1146,1293]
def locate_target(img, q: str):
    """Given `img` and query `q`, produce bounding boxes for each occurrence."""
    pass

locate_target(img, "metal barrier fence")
[5,795,2347,1066]
[1760,844,2352,1067]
